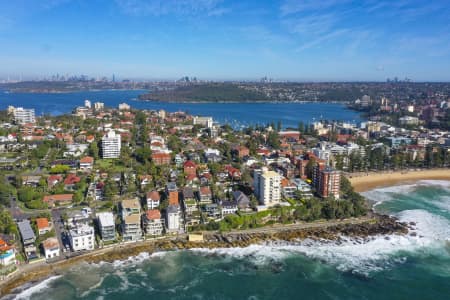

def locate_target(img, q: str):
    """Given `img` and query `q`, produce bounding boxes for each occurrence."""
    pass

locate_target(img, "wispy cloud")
[280,0,350,16]
[115,0,229,16]
[295,29,349,52]
[239,25,291,44]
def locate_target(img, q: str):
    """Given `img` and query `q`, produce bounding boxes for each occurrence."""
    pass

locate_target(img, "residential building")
[101,130,121,159]
[0,238,16,266]
[47,174,63,189]
[36,218,52,236]
[42,237,60,260]
[182,187,197,214]
[11,107,36,124]
[64,174,81,190]
[315,166,341,199]
[146,191,160,209]
[118,103,130,110]
[166,205,181,232]
[183,160,197,176]
[97,212,116,241]
[220,200,238,216]
[199,186,212,204]
[69,224,95,251]
[79,156,94,171]
[168,191,179,207]
[399,116,419,126]
[43,194,73,207]
[94,102,104,111]
[151,152,171,165]
[122,214,142,241]
[17,220,36,246]
[121,199,141,218]
[143,209,164,236]
[254,168,282,207]
[193,116,213,128]
[232,191,251,210]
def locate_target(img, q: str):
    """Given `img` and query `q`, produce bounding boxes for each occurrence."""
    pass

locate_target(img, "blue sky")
[0,0,449,81]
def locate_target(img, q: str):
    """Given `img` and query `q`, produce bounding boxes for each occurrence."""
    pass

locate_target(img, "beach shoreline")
[348,168,450,192]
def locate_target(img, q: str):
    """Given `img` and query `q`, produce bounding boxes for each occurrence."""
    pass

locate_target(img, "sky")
[0,0,449,81]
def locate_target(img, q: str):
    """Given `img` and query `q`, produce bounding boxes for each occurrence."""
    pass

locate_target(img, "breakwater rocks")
[1,215,408,296]
[86,215,408,263]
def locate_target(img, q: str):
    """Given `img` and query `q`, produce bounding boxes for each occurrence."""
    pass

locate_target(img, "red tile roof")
[146,191,160,201]
[43,194,73,203]
[200,186,211,195]
[64,174,81,185]
[168,191,179,206]
[79,156,94,164]
[146,209,161,220]
[36,218,50,230]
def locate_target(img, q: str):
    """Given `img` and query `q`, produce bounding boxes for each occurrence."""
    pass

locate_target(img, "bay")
[0,90,363,128]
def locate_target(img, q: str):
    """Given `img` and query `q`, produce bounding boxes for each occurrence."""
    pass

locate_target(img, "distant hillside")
[138,83,270,102]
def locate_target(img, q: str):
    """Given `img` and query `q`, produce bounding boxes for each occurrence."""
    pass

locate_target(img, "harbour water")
[6,180,450,300]
[0,90,363,128]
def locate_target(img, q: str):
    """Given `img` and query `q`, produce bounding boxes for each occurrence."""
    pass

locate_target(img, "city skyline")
[1,0,450,81]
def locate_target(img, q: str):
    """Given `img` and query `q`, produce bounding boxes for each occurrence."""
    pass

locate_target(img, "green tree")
[89,142,100,160]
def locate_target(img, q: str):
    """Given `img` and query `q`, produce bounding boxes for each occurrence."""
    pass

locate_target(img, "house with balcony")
[143,209,164,236]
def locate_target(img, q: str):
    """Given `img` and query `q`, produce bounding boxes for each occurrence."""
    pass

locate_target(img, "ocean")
[0,90,362,128]
[6,180,450,300]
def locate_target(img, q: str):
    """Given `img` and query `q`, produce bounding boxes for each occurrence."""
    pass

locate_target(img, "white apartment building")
[42,237,60,260]
[254,168,281,207]
[118,103,130,110]
[11,107,36,124]
[122,214,142,241]
[69,224,95,251]
[166,205,181,232]
[193,116,213,129]
[101,130,121,159]
[94,102,104,111]
[97,212,116,241]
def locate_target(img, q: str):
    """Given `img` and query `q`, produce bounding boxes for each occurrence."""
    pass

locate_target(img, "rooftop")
[97,212,115,227]
[124,214,141,224]
[121,199,141,210]
[146,209,161,220]
[36,218,50,230]
[42,237,59,250]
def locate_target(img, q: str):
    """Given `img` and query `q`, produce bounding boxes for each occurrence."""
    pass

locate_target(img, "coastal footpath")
[349,169,450,192]
[0,214,408,296]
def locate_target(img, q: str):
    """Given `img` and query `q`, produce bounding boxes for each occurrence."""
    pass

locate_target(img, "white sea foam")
[191,207,450,276]
[12,275,62,300]
[362,183,417,206]
[433,196,450,212]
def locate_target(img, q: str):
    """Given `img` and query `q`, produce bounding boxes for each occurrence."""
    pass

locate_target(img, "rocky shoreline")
[0,214,408,297]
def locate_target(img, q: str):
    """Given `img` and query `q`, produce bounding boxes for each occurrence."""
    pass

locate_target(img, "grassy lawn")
[95,159,128,173]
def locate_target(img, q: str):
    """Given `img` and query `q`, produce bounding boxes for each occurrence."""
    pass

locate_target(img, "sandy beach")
[349,168,450,192]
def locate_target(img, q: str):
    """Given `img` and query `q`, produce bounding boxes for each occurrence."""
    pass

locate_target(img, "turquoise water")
[0,90,362,128]
[6,180,450,300]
